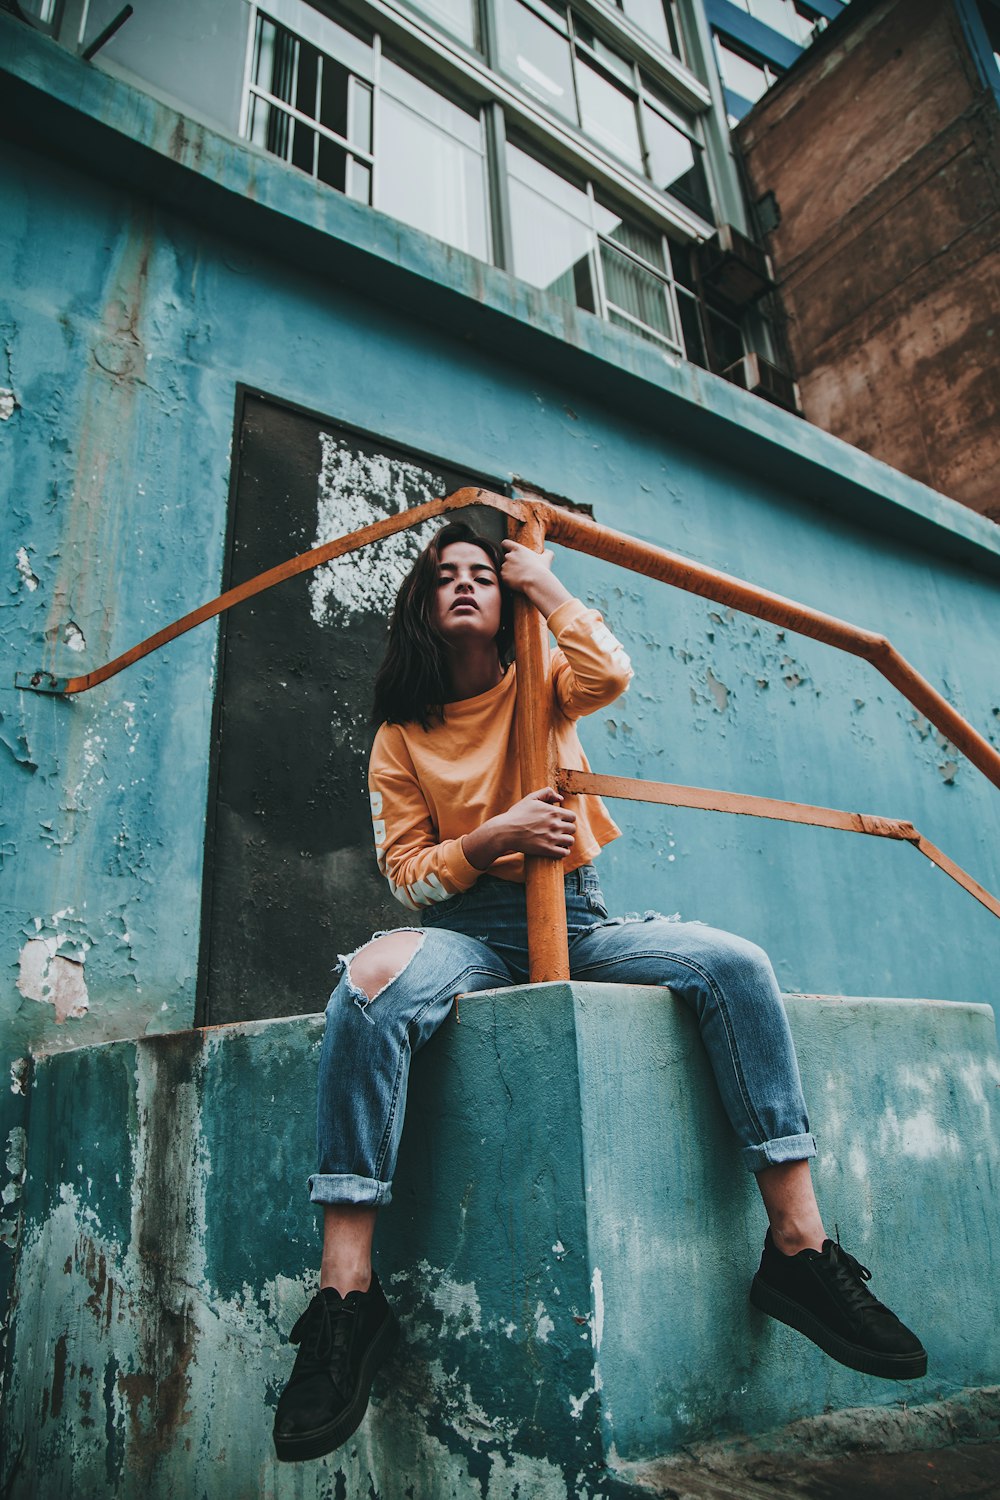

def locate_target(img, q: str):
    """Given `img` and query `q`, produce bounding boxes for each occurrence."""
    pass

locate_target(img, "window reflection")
[577,59,643,165]
[378,59,491,260]
[714,37,773,103]
[617,0,683,58]
[507,143,690,353]
[402,0,479,48]
[508,145,597,307]
[643,105,711,216]
[498,0,577,120]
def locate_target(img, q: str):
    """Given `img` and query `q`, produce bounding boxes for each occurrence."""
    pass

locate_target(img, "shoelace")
[291,1294,357,1393]
[821,1237,887,1319]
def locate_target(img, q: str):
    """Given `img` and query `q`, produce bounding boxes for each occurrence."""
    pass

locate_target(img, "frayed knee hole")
[347,930,425,1003]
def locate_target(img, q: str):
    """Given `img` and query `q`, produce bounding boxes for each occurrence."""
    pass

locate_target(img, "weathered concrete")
[737,0,1000,520]
[3,986,999,1496]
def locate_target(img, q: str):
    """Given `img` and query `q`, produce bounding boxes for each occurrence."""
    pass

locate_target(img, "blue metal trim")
[722,83,755,120]
[705,2,802,70]
[953,0,1000,104]
[806,0,847,20]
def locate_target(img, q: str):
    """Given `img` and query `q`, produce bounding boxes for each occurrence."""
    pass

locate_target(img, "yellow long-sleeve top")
[368,597,633,911]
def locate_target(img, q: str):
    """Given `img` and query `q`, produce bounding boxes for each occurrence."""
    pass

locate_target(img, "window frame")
[238,0,749,368]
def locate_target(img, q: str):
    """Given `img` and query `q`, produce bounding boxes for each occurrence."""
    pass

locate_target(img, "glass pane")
[714,40,770,102]
[507,148,595,306]
[705,307,744,371]
[318,57,348,140]
[19,0,60,25]
[381,57,483,149]
[347,159,372,205]
[254,17,299,105]
[317,137,347,192]
[601,243,677,344]
[291,119,316,175]
[643,108,711,217]
[378,91,489,260]
[403,0,478,47]
[574,21,634,84]
[577,60,642,166]
[749,0,801,42]
[498,0,578,121]
[295,39,319,120]
[675,288,707,366]
[668,238,695,290]
[249,94,292,160]
[598,201,665,270]
[509,139,590,212]
[620,0,682,57]
[348,80,372,153]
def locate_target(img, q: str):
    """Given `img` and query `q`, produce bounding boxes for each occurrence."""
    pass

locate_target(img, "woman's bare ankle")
[320,1262,372,1295]
[769,1221,826,1257]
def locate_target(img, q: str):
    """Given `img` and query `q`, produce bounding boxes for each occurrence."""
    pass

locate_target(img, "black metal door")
[198,392,503,1024]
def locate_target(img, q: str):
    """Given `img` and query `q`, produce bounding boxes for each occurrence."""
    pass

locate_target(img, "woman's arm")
[371,728,576,908]
[461,787,576,869]
[501,540,633,718]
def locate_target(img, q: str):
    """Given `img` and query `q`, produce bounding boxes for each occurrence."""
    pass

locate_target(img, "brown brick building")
[736,0,1000,521]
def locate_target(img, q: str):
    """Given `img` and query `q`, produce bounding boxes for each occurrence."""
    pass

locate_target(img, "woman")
[273,522,926,1463]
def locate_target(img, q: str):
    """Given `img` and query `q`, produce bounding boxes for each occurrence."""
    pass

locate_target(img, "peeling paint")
[17,947,89,1022]
[15,545,38,590]
[308,439,445,626]
[533,1300,555,1342]
[0,386,16,420]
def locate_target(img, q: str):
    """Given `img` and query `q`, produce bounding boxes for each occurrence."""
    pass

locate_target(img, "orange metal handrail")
[15,486,1000,975]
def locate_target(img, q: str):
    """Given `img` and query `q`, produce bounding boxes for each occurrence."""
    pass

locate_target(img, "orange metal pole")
[16,486,1000,798]
[560,769,1000,921]
[537,503,1000,794]
[15,488,525,696]
[510,511,571,983]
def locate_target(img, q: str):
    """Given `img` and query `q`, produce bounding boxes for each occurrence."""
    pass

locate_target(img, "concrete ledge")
[3,986,999,1496]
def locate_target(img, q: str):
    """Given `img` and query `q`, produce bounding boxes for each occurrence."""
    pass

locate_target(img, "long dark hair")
[372,522,515,729]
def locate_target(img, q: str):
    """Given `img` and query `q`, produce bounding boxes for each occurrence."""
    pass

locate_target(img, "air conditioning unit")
[722,353,801,414]
[697,225,775,308]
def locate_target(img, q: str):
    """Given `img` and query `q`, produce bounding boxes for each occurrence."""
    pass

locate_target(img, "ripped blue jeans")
[309,865,815,1207]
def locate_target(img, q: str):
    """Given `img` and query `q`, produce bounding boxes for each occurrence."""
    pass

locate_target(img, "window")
[725,0,819,45]
[401,0,481,49]
[377,58,491,260]
[614,0,684,60]
[497,0,713,216]
[507,140,722,357]
[498,0,578,121]
[978,1,1000,74]
[244,7,490,258]
[247,10,374,201]
[642,84,711,217]
[18,0,61,30]
[239,2,739,368]
[713,35,780,105]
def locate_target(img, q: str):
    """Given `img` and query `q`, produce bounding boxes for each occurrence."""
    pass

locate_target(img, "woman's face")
[431,541,503,648]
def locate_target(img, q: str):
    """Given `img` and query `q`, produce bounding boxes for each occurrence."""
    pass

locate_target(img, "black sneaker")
[273,1275,399,1461]
[749,1229,927,1381]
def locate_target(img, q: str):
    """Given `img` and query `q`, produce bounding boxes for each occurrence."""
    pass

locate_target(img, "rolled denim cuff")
[308,1171,393,1207]
[743,1132,817,1176]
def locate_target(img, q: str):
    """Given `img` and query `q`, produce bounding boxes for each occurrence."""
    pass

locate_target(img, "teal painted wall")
[4,989,1000,1495]
[2,13,1000,1457]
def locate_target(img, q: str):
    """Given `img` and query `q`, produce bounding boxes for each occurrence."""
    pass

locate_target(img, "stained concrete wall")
[4,987,1000,1495]
[737,0,1000,520]
[2,8,1000,1463]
